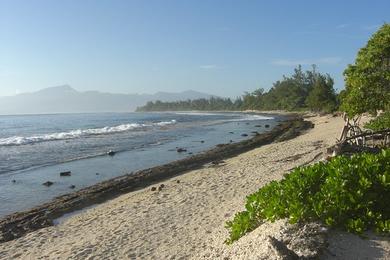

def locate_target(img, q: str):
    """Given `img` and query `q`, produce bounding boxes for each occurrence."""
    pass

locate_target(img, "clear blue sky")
[0,0,389,97]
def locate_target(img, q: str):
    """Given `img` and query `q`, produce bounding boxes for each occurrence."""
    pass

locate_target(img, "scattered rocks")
[107,150,116,156]
[241,133,248,137]
[158,184,165,191]
[255,125,262,127]
[265,124,270,128]
[42,181,54,187]
[69,185,76,189]
[176,148,187,153]
[151,184,165,191]
[60,171,71,177]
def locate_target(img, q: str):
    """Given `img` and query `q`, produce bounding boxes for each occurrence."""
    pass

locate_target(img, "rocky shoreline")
[0,115,312,243]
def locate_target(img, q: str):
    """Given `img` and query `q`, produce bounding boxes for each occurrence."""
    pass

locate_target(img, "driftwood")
[330,113,389,156]
[344,129,390,147]
[338,113,363,144]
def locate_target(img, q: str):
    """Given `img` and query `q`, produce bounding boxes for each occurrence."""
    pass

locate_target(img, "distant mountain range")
[0,85,216,115]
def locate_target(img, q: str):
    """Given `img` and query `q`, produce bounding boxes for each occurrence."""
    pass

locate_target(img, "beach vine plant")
[225,149,390,244]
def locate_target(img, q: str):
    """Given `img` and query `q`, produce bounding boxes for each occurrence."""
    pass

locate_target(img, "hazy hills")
[0,85,215,115]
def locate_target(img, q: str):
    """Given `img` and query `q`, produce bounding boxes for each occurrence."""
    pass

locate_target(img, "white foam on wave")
[174,112,273,121]
[174,112,224,116]
[229,114,274,121]
[0,120,176,146]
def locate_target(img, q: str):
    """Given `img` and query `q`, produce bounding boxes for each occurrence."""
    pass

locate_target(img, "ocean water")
[0,112,280,217]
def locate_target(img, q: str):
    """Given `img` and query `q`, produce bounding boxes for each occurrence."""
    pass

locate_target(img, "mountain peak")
[0,86,216,114]
[36,85,77,94]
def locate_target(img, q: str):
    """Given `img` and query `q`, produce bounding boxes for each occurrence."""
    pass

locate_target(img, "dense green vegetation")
[341,23,389,132]
[225,150,390,244]
[241,65,337,112]
[364,111,390,131]
[136,65,338,112]
[137,97,242,111]
[341,23,390,117]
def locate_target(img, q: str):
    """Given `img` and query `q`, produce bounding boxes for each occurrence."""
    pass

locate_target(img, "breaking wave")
[0,120,176,146]
[228,114,274,121]
[174,112,273,121]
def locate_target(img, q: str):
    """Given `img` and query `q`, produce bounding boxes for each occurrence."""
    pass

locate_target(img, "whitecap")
[0,120,177,146]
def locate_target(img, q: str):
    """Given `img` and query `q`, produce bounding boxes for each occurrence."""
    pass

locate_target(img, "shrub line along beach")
[0,114,388,259]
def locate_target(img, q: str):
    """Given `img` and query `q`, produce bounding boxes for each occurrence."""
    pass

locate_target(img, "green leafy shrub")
[364,111,390,131]
[225,149,390,244]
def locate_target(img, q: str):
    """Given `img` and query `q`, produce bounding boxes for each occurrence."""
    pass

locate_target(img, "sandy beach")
[0,115,388,259]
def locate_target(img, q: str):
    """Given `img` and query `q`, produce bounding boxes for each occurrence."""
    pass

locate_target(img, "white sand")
[0,115,388,259]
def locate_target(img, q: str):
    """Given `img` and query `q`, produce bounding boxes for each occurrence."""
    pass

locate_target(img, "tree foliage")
[341,23,390,116]
[364,111,390,131]
[136,97,241,111]
[137,66,337,112]
[306,74,337,112]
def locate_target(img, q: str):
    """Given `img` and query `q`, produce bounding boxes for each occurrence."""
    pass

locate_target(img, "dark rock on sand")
[42,181,54,187]
[151,186,157,191]
[158,184,165,191]
[107,150,116,156]
[211,160,225,165]
[176,180,180,184]
[60,171,71,177]
[176,148,187,153]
